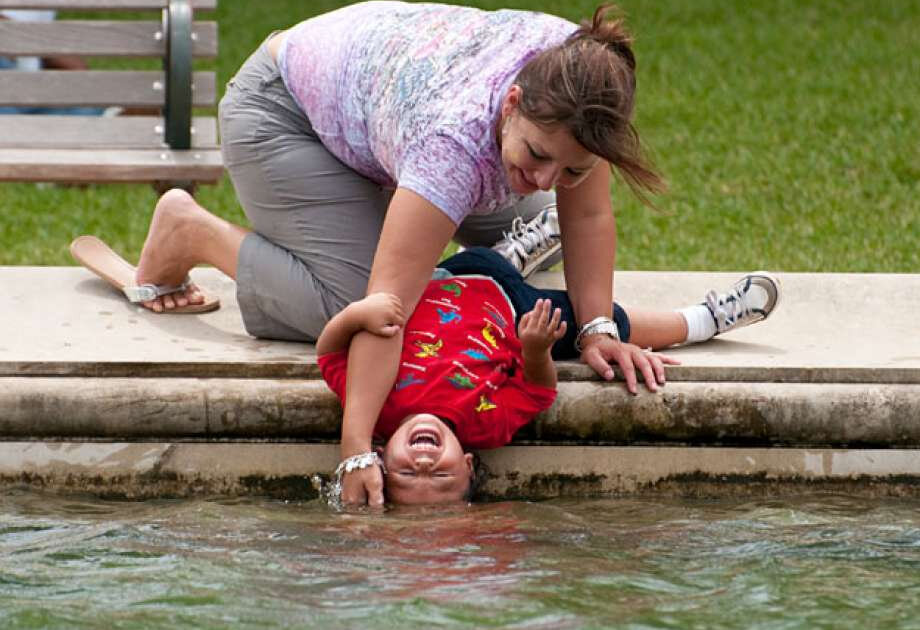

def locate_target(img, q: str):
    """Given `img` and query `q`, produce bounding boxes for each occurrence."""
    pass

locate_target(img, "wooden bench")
[0,0,222,192]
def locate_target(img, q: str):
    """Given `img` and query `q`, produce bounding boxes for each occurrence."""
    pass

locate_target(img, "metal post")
[163,0,192,150]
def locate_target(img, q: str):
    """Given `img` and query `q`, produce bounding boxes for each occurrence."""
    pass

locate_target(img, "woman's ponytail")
[573,4,636,72]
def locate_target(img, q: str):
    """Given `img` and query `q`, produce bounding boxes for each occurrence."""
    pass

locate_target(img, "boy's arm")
[315,293,405,356]
[518,298,567,390]
[315,304,363,356]
[521,347,557,389]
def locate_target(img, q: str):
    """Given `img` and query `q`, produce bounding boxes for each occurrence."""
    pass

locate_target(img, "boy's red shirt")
[318,274,557,449]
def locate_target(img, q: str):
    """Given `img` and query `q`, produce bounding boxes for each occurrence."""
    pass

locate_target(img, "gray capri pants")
[219,39,554,342]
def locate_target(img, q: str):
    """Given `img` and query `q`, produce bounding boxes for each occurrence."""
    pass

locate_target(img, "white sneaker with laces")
[705,271,781,335]
[492,204,561,278]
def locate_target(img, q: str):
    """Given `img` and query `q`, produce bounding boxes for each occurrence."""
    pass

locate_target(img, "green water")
[2,490,919,629]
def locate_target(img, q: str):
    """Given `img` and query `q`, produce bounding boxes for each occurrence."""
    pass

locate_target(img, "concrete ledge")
[3,442,919,500]
[537,381,920,447]
[4,377,920,447]
[3,266,920,498]
[0,377,342,440]
[7,360,919,385]
[4,267,920,386]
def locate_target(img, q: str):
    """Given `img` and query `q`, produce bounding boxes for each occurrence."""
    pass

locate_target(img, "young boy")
[317,256,567,505]
[317,247,781,505]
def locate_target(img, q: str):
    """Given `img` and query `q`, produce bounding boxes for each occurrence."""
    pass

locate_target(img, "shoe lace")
[501,215,555,260]
[704,284,753,333]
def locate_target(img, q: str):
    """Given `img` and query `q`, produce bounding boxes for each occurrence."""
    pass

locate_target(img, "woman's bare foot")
[135,189,212,312]
[135,188,249,312]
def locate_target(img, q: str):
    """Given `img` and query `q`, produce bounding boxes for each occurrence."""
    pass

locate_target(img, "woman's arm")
[556,164,616,330]
[339,188,456,506]
[556,164,666,394]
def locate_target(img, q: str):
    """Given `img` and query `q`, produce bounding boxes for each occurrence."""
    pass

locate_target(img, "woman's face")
[498,85,600,195]
[382,414,473,505]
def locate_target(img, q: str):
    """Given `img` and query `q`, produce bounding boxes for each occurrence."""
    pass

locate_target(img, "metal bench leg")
[163,0,193,150]
[155,0,197,196]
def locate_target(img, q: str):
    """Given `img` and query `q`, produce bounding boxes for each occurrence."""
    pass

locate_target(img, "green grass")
[2,0,918,271]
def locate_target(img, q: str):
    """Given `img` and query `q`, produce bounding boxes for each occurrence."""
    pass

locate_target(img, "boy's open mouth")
[408,426,441,452]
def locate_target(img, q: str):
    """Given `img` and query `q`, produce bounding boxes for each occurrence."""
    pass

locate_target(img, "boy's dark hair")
[463,450,485,503]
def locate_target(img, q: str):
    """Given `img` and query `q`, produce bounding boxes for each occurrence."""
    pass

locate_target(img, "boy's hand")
[518,298,567,357]
[352,292,405,337]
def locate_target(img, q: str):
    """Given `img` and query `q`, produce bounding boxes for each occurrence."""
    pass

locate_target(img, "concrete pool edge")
[4,266,920,499]
[2,442,919,501]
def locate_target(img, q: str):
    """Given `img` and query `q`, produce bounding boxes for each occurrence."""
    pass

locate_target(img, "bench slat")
[0,21,217,57]
[0,70,216,107]
[0,1,215,9]
[0,148,224,183]
[0,115,218,149]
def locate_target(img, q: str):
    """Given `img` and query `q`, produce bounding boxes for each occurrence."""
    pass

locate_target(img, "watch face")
[575,318,620,352]
[594,322,619,340]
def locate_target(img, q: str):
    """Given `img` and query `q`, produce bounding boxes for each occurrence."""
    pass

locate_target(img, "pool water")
[2,490,919,629]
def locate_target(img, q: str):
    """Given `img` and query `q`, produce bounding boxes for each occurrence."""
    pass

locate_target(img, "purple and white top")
[278,1,576,225]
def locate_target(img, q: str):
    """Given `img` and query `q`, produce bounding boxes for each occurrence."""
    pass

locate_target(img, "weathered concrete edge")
[3,443,920,500]
[4,361,920,385]
[4,377,920,447]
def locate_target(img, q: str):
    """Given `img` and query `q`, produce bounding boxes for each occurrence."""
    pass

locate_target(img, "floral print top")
[278,1,576,224]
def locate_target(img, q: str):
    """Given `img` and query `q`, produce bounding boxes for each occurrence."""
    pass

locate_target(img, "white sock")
[678,304,717,344]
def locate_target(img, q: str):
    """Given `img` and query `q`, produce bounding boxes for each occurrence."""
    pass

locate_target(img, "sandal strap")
[122,278,191,303]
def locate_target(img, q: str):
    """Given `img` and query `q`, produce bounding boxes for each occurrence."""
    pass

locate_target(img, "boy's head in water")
[381,413,474,505]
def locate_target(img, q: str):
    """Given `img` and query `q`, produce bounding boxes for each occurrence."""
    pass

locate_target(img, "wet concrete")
[3,442,920,500]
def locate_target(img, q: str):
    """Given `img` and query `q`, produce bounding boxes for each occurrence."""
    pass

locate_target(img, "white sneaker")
[492,204,561,278]
[705,272,781,335]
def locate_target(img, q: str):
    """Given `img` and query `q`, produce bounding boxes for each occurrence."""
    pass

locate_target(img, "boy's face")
[382,414,473,505]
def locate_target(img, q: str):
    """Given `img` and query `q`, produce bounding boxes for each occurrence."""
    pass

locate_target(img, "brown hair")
[514,4,665,202]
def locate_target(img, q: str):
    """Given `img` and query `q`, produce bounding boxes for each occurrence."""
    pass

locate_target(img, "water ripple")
[1,491,920,628]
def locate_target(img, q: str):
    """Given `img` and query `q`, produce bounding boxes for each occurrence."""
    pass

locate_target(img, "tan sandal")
[69,235,219,313]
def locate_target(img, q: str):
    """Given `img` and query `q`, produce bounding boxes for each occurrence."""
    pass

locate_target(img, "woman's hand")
[340,464,385,507]
[579,334,680,394]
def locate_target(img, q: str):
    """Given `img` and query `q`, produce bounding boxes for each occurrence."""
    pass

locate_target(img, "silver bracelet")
[574,316,619,353]
[334,451,387,479]
[576,316,614,336]
[313,451,387,510]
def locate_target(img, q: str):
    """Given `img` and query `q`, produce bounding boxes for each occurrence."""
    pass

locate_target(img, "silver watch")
[574,317,619,352]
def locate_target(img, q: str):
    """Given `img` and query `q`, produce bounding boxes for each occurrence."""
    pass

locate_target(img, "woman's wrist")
[574,316,619,353]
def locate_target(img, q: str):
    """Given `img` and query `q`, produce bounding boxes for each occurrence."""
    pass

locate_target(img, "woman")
[131,2,666,506]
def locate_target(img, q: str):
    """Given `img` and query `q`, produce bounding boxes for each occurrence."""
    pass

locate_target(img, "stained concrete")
[3,442,919,500]
[3,377,920,447]
[1,265,919,498]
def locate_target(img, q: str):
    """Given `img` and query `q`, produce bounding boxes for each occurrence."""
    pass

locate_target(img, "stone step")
[4,442,919,501]
[3,377,920,447]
